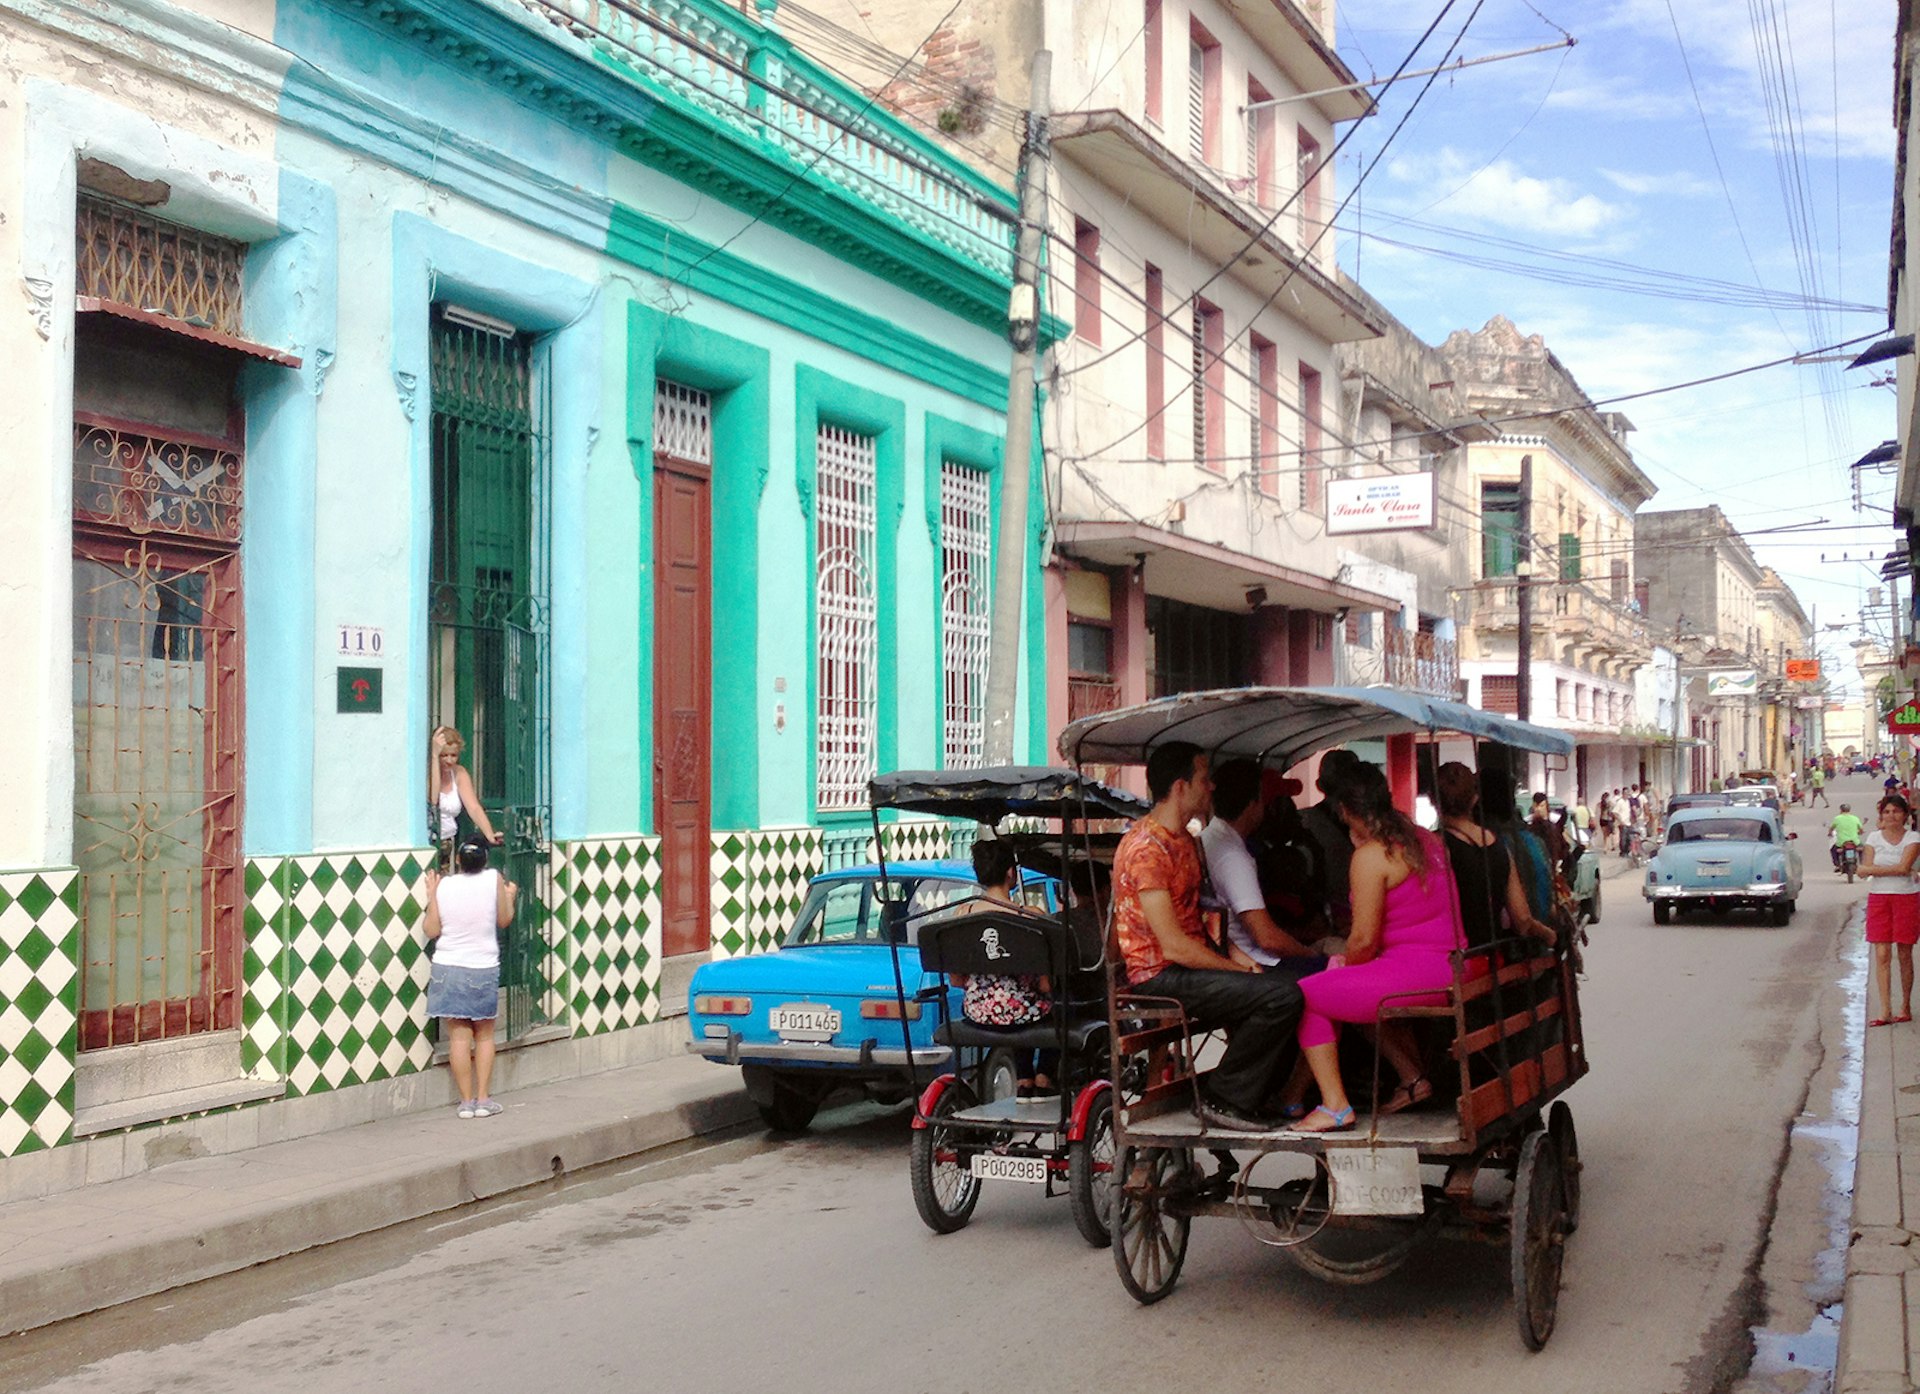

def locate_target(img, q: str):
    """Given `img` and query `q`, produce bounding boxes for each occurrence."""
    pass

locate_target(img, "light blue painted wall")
[262,0,1040,851]
[240,169,336,856]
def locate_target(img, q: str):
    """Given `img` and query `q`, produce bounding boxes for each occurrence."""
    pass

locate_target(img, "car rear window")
[1669,818,1772,844]
[786,878,977,945]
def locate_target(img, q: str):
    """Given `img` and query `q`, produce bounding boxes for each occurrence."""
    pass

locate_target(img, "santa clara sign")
[1888,702,1920,735]
[1326,472,1436,535]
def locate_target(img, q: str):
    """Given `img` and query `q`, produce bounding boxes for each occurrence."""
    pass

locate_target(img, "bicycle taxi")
[1059,686,1588,1350]
[866,766,1145,1247]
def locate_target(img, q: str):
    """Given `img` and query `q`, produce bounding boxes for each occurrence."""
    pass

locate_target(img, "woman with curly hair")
[1288,763,1466,1133]
[1861,792,1920,1027]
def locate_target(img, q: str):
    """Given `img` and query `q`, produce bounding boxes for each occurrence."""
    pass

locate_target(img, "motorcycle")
[1835,839,1861,883]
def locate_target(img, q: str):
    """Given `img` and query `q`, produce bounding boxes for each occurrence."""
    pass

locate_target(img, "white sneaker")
[457,1100,479,1119]
[473,1098,504,1117]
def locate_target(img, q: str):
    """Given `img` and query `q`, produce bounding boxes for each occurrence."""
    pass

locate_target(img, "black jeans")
[1134,965,1304,1115]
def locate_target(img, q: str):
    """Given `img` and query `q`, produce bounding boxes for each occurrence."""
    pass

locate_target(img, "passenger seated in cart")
[1249,777,1331,946]
[1286,765,1463,1134]
[1113,743,1304,1132]
[1437,763,1556,959]
[947,838,1056,1096]
[1200,761,1331,986]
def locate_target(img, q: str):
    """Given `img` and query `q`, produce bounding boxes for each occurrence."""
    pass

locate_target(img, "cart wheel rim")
[1089,1104,1117,1232]
[927,1096,980,1216]
[1116,1148,1191,1298]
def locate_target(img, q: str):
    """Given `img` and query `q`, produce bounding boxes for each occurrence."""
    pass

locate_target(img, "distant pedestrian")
[1808,765,1829,808]
[1597,790,1616,852]
[424,834,518,1117]
[1861,794,1920,1028]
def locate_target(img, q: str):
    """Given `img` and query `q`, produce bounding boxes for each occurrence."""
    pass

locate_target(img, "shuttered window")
[938,462,991,769]
[815,425,878,810]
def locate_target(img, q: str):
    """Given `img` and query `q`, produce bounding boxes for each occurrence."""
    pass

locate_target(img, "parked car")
[1643,805,1803,926]
[685,860,1054,1131]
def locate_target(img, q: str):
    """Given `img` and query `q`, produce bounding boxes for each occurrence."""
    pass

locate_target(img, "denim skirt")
[427,962,500,1020]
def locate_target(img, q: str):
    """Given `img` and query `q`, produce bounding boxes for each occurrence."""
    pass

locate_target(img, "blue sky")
[1334,0,1898,689]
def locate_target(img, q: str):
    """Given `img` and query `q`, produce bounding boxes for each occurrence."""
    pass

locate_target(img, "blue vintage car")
[1643,804,1803,925]
[686,860,1052,1131]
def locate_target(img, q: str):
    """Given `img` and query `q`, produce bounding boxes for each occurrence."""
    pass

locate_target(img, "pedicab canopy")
[1057,686,1576,771]
[867,766,1151,823]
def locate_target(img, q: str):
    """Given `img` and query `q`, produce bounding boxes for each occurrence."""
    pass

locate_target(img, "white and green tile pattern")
[709,826,822,959]
[280,851,432,1096]
[554,837,661,1036]
[0,870,79,1158]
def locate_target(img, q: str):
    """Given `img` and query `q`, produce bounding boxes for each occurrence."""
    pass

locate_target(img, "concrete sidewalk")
[0,1051,754,1336]
[1840,997,1920,1393]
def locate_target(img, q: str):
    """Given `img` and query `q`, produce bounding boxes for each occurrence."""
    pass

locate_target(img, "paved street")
[0,782,1873,1394]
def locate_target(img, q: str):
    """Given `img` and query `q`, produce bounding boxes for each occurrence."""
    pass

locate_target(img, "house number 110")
[337,625,384,658]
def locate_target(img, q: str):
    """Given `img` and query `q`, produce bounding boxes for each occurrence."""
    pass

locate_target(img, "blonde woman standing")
[429,726,503,869]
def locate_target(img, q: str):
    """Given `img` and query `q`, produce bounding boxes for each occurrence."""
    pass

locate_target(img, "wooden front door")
[655,459,712,956]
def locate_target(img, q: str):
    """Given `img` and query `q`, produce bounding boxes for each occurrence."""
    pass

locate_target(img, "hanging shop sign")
[1325,472,1436,535]
[1784,658,1821,681]
[1888,701,1920,736]
[1706,670,1758,698]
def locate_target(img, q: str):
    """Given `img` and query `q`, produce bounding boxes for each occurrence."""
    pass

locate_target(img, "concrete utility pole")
[1514,453,1534,723]
[982,48,1051,767]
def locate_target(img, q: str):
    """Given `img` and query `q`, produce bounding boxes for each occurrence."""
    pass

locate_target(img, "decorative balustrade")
[1382,629,1459,699]
[517,0,1014,277]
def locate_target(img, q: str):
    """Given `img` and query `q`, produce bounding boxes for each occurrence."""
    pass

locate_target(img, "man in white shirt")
[1200,761,1330,985]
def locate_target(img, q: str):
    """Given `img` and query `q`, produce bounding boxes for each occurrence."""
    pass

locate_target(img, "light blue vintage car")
[1644,804,1803,925]
[686,861,1055,1131]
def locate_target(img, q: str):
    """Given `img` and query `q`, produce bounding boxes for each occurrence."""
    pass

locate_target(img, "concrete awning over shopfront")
[1054,518,1401,616]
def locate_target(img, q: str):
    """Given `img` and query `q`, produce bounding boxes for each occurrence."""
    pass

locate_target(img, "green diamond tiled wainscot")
[709,826,823,960]
[242,857,288,1080]
[283,851,431,1095]
[0,869,79,1157]
[554,838,661,1036]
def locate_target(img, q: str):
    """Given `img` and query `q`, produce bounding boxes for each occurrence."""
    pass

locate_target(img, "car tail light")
[694,996,752,1015]
[861,999,922,1021]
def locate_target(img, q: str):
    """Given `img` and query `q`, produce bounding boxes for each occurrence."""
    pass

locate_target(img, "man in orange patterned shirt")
[1113,743,1304,1130]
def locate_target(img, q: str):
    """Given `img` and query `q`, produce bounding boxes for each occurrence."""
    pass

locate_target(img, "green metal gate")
[428,309,552,1040]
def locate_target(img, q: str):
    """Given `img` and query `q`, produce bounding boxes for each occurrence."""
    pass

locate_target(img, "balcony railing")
[516,0,1015,279]
[1383,630,1459,699]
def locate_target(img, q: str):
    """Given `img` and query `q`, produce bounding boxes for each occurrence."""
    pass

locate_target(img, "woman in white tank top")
[429,726,503,869]
[424,836,519,1118]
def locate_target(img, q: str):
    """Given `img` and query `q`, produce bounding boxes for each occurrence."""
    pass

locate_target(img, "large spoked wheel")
[1114,1146,1193,1304]
[977,1048,1021,1103]
[1549,1101,1581,1233]
[910,1082,982,1235]
[1068,1089,1116,1248]
[1511,1129,1568,1351]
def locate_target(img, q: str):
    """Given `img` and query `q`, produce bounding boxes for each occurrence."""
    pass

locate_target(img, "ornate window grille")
[72,418,242,544]
[75,194,246,336]
[939,462,992,769]
[816,424,878,811]
[653,379,712,464]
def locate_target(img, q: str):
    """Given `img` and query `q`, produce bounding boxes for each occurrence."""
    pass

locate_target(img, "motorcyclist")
[1832,804,1865,872]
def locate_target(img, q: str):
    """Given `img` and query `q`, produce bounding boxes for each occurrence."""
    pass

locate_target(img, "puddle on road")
[1743,918,1866,1394]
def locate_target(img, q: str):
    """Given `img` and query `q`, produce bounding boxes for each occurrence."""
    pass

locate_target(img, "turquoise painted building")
[0,0,1045,1182]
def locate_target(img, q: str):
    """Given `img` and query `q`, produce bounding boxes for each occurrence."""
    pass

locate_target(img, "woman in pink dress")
[1290,764,1465,1134]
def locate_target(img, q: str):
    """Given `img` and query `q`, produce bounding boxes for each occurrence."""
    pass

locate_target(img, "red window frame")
[1297,126,1324,242]
[1248,79,1275,206]
[1298,361,1324,511]
[1144,0,1163,125]
[1073,217,1102,346]
[1190,22,1221,166]
[1145,263,1166,463]
[1251,333,1278,497]
[1194,298,1224,473]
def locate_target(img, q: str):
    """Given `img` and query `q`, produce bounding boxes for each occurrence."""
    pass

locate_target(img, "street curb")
[0,1084,757,1337]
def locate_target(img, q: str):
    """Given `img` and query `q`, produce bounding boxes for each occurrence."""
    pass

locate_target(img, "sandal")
[1278,1102,1310,1121]
[1289,1104,1355,1134]
[1897,1014,1914,1024]
[1378,1076,1434,1116]
[1870,1018,1893,1028]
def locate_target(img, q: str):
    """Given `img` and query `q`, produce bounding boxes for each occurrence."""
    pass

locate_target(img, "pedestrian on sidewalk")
[424,834,519,1117]
[1859,793,1920,1028]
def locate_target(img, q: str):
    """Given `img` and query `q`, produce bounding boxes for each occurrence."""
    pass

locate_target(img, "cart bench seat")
[934,1013,1108,1054]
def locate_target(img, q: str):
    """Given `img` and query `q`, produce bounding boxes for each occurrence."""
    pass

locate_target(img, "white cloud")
[1599,168,1719,198]
[1543,75,1693,123]
[1389,151,1624,239]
